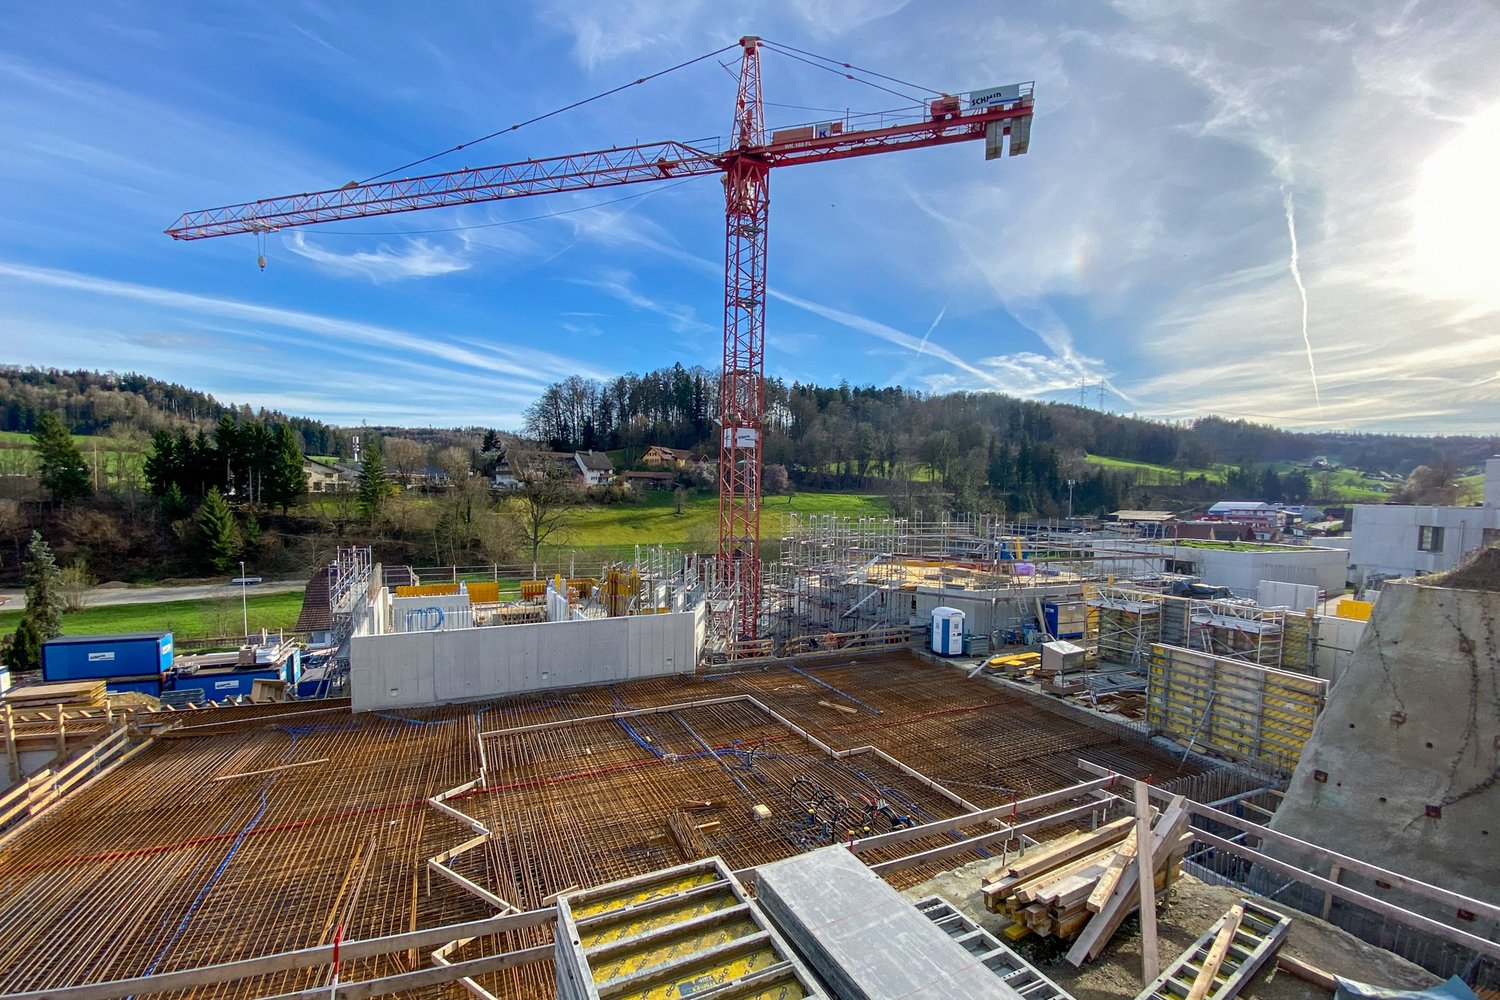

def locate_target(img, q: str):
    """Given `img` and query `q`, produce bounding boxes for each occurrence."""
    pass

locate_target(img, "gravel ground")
[904,859,1439,1000]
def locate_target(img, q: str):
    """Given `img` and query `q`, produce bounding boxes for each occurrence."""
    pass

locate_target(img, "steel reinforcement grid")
[0,650,1221,999]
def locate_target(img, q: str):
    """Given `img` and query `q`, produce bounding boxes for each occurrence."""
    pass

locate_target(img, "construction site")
[2,22,1496,1000]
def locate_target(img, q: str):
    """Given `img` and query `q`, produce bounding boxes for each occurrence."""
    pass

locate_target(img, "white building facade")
[1347,457,1500,587]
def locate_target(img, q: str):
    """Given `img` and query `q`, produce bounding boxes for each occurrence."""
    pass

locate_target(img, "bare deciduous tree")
[383,437,426,487]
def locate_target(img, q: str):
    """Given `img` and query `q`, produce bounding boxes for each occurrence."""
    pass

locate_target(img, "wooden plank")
[1066,797,1187,966]
[1185,902,1244,1000]
[1275,955,1338,992]
[1087,829,1137,912]
[986,816,1135,885]
[1087,762,1500,927]
[1135,780,1160,985]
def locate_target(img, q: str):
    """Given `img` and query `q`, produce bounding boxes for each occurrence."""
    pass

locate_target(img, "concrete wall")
[1347,504,1500,586]
[1269,580,1500,916]
[910,582,1079,638]
[349,606,703,711]
[1310,614,1366,685]
[1163,543,1348,597]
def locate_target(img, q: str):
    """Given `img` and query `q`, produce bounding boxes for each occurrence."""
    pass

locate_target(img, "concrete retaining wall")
[349,606,703,711]
[1270,580,1500,913]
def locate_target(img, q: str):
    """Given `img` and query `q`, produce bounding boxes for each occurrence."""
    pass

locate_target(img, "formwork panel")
[1146,643,1326,774]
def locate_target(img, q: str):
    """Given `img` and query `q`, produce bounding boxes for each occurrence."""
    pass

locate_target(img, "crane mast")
[718,37,770,644]
[167,38,1034,652]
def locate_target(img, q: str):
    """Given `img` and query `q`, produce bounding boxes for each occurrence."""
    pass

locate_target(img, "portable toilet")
[931,606,965,656]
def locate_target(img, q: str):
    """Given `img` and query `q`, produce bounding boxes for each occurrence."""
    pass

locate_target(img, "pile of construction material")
[3,680,107,712]
[981,795,1190,963]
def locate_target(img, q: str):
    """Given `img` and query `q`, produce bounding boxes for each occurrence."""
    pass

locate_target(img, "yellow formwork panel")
[394,583,460,597]
[616,943,796,1000]
[464,581,500,603]
[590,916,761,985]
[579,891,739,950]
[1147,644,1325,773]
[570,871,720,920]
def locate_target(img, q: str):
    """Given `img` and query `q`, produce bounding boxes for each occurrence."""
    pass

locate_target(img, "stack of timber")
[981,799,1191,950]
[3,680,107,711]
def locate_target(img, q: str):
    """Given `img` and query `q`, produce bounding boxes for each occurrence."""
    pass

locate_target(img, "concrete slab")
[754,845,1024,1000]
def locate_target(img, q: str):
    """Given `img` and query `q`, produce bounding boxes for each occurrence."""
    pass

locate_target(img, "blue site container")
[42,632,173,683]
[175,668,281,700]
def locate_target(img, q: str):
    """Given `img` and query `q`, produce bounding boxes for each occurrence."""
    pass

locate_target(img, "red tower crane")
[167,37,1034,648]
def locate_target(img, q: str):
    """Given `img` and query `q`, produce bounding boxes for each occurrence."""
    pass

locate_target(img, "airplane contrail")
[1282,188,1323,413]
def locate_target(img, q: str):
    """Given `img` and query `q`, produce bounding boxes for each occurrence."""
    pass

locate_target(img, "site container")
[42,633,173,683]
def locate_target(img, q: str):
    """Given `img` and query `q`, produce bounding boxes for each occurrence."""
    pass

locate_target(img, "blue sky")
[3,1,1499,433]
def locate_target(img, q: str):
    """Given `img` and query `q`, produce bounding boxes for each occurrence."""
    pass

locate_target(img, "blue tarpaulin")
[1336,976,1480,1000]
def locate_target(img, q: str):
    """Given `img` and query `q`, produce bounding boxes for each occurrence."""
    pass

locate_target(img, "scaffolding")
[763,514,1173,649]
[1187,598,1286,667]
[1087,584,1164,668]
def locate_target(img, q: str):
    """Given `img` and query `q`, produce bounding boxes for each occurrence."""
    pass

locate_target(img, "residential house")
[574,450,615,486]
[303,459,350,493]
[1205,501,1287,541]
[492,451,585,490]
[641,445,695,470]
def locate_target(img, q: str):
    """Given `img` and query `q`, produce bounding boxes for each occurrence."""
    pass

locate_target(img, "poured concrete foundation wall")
[1270,580,1500,914]
[349,605,703,711]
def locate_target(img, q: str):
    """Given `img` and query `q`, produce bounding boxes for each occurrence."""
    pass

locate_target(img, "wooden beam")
[1192,829,1500,962]
[1275,955,1339,992]
[1075,760,1500,926]
[1185,903,1244,1000]
[1135,780,1160,985]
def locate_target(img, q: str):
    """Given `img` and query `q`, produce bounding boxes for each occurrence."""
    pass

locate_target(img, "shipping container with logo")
[41,632,173,691]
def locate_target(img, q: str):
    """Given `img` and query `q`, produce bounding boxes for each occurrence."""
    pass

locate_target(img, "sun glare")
[1412,103,1500,310]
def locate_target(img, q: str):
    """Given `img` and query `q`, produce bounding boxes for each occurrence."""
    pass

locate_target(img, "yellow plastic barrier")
[395,583,460,597]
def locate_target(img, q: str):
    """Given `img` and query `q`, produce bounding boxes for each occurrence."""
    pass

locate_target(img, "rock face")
[1270,579,1500,909]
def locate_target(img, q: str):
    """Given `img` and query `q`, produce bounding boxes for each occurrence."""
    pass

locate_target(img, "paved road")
[0,580,306,613]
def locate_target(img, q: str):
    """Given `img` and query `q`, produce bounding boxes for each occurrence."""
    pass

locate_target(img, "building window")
[1418,525,1445,552]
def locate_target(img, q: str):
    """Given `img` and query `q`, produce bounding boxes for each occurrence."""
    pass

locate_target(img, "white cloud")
[282,232,470,282]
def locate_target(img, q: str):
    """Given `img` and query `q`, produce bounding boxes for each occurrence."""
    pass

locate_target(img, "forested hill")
[0,367,338,455]
[524,366,1500,476]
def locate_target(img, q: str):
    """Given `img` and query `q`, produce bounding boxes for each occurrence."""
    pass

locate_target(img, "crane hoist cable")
[358,42,739,186]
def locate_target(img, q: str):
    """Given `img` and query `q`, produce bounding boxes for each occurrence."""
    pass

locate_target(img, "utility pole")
[239,559,249,640]
[1067,479,1077,519]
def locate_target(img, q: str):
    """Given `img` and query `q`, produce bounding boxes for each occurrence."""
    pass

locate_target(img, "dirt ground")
[904,859,1439,1000]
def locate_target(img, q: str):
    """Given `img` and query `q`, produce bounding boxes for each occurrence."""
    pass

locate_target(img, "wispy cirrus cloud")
[282,231,471,282]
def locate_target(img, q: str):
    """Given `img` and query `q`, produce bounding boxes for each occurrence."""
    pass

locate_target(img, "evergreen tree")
[195,487,239,572]
[267,424,308,513]
[22,531,64,640]
[144,429,178,495]
[8,618,42,671]
[356,443,391,526]
[31,412,92,503]
[481,429,501,452]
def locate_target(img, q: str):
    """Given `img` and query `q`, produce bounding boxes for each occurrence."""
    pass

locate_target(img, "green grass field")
[1083,454,1229,484]
[0,590,305,641]
[544,490,890,549]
